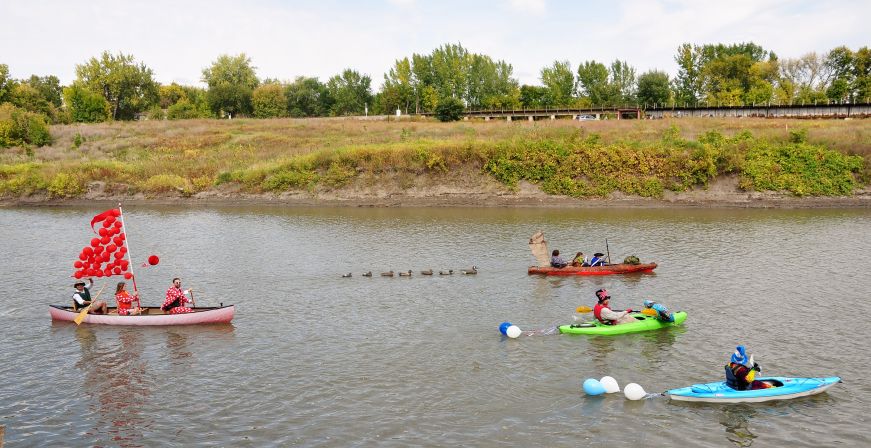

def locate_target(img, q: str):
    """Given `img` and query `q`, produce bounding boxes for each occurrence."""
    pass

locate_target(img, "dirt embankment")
[4,172,871,209]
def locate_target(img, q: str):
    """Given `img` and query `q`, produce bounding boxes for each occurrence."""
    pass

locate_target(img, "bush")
[167,100,204,120]
[63,84,110,123]
[434,97,464,122]
[47,173,85,197]
[143,174,189,194]
[0,103,53,148]
[623,255,640,265]
[252,84,287,118]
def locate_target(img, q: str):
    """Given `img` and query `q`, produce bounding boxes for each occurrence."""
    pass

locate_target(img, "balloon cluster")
[582,376,648,400]
[72,209,132,280]
[498,321,522,339]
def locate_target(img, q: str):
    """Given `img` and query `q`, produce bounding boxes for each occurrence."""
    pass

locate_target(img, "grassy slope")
[1,117,869,199]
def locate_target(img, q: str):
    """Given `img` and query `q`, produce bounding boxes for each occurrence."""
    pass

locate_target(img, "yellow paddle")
[74,282,107,325]
[575,305,657,316]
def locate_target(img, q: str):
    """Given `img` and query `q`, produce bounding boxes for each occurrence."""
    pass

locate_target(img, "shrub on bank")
[0,103,53,148]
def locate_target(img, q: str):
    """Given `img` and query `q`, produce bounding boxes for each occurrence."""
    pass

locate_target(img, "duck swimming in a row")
[349,268,475,277]
[461,266,478,275]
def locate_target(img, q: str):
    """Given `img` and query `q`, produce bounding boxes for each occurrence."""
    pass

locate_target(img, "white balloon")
[624,383,646,401]
[506,325,522,338]
[600,376,620,393]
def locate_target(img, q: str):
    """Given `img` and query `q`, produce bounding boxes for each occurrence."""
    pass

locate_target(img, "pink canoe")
[527,262,657,276]
[49,305,235,325]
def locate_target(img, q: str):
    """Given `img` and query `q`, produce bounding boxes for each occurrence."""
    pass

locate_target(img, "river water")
[0,205,869,447]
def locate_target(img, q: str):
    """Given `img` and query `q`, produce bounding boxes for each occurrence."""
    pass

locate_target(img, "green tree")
[252,83,287,118]
[74,51,159,120]
[25,75,62,108]
[159,83,188,108]
[284,76,331,117]
[206,84,252,118]
[201,54,259,90]
[519,85,548,108]
[326,69,372,116]
[0,64,14,104]
[636,70,671,107]
[63,83,110,123]
[0,103,52,147]
[434,97,464,121]
[577,60,609,105]
[540,60,575,106]
[609,60,636,104]
[382,57,415,114]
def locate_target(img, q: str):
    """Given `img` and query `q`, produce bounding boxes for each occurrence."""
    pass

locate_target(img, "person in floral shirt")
[114,281,142,315]
[162,277,195,314]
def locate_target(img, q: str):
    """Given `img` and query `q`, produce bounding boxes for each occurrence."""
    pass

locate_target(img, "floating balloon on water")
[148,255,159,266]
[600,376,620,393]
[498,322,512,336]
[623,383,646,401]
[506,325,521,338]
[583,378,606,396]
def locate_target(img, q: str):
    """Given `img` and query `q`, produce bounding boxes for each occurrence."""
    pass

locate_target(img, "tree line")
[1,42,870,146]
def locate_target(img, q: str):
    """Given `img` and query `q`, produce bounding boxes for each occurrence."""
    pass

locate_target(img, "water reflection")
[639,326,686,368]
[74,326,152,448]
[719,405,758,447]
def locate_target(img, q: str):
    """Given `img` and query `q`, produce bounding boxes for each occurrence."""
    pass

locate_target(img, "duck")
[341,273,352,278]
[380,271,394,277]
[362,271,372,277]
[439,269,454,275]
[398,270,413,277]
[461,266,478,275]
[421,269,433,275]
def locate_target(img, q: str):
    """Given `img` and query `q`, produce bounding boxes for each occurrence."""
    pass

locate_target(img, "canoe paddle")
[575,305,657,316]
[74,282,107,325]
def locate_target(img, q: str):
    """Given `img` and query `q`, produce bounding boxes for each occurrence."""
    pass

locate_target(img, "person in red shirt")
[114,281,141,316]
[162,277,195,314]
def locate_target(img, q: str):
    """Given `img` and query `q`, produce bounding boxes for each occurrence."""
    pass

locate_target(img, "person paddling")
[72,278,108,314]
[643,299,674,322]
[589,252,607,267]
[725,345,773,390]
[593,289,636,325]
[161,277,194,314]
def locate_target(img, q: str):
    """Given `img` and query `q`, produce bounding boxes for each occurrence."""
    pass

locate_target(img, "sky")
[1,0,869,89]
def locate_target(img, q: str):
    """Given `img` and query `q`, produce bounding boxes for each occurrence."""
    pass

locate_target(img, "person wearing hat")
[592,288,636,325]
[72,278,108,314]
[589,252,607,267]
[643,299,674,322]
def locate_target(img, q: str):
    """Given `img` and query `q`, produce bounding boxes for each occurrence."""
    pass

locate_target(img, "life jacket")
[652,303,674,322]
[726,362,751,390]
[590,257,604,266]
[116,292,132,312]
[593,303,613,325]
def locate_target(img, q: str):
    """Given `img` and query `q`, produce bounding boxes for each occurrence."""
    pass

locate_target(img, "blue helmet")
[730,345,748,365]
[643,299,654,308]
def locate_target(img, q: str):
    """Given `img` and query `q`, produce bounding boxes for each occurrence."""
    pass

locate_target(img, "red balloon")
[83,247,94,256]
[124,272,133,279]
[78,253,87,261]
[74,271,84,279]
[74,261,83,268]
[91,238,101,248]
[114,251,124,260]
[111,209,120,217]
[101,253,111,262]
[106,244,117,253]
[102,220,112,228]
[113,267,121,275]
[148,255,160,266]
[120,247,127,254]
[105,215,116,224]
[104,268,113,276]
[100,236,110,244]
[98,227,108,237]
[113,221,123,229]
[113,236,123,246]
[95,271,104,277]
[119,233,126,241]
[121,260,130,269]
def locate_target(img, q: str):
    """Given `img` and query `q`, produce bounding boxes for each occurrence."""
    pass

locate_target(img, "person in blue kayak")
[589,252,607,266]
[550,250,568,268]
[593,289,636,325]
[643,299,674,322]
[725,345,773,390]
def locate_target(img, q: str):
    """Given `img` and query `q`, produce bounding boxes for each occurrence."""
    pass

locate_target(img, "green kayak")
[558,311,687,335]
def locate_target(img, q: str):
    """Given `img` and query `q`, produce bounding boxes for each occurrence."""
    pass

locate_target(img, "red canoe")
[527,262,657,276]
[49,305,235,325]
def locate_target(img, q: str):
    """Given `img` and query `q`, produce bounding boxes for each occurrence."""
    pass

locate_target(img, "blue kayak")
[666,376,840,403]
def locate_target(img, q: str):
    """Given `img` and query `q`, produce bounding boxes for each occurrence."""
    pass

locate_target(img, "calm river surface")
[1,205,869,447]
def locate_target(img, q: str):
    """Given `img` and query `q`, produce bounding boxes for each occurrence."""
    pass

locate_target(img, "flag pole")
[117,204,140,306]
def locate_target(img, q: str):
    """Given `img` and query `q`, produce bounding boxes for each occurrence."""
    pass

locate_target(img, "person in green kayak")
[725,345,773,390]
[593,289,636,325]
[643,299,674,322]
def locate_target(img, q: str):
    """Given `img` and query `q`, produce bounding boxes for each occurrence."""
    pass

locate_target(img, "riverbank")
[5,175,871,208]
[2,117,870,207]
